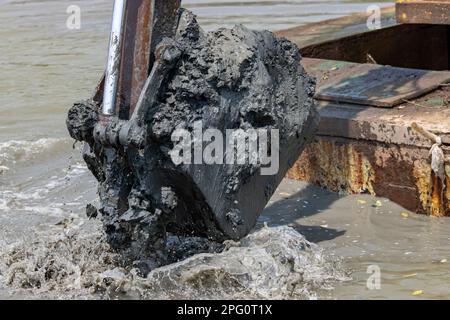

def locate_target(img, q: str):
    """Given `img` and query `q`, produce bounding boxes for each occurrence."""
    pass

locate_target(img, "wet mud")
[67,9,317,274]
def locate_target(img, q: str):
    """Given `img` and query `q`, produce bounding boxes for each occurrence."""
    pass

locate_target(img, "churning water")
[2,0,450,300]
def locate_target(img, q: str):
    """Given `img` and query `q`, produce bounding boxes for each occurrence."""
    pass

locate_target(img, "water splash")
[0,224,348,300]
[0,224,118,299]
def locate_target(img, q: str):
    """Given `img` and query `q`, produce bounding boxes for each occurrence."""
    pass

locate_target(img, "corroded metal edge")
[303,57,450,108]
[313,99,450,147]
[275,6,397,48]
[396,0,450,25]
[287,137,450,216]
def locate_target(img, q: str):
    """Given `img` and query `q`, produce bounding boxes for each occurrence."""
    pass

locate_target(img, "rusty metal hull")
[288,137,450,217]
[278,7,450,216]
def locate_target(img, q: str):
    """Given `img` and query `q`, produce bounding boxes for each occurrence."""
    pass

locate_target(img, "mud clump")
[67,9,318,273]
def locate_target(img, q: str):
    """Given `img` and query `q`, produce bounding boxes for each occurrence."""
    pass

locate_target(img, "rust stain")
[431,173,446,217]
[130,0,153,113]
[287,139,374,194]
[396,0,450,25]
[447,164,450,213]
[117,0,154,118]
[412,160,432,214]
[288,137,449,216]
[412,156,449,217]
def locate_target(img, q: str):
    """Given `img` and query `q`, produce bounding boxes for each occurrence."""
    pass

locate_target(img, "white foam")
[0,160,89,216]
[0,166,9,174]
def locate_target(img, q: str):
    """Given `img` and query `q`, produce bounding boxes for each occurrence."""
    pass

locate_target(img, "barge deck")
[277,5,450,216]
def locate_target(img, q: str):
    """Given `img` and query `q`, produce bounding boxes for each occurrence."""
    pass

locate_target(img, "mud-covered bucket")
[67,8,318,271]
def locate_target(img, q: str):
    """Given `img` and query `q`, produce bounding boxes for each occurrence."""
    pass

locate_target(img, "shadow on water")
[259,182,346,243]
[252,64,430,245]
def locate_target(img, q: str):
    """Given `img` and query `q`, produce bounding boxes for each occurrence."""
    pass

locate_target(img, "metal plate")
[93,0,181,118]
[396,0,450,25]
[118,0,154,117]
[303,58,450,107]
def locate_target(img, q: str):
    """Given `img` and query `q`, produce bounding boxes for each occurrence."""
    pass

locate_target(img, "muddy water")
[2,0,449,300]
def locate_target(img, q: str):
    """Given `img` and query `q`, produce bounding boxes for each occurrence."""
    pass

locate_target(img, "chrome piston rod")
[102,0,128,116]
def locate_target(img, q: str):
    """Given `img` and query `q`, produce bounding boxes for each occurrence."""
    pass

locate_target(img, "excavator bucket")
[67,0,318,271]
